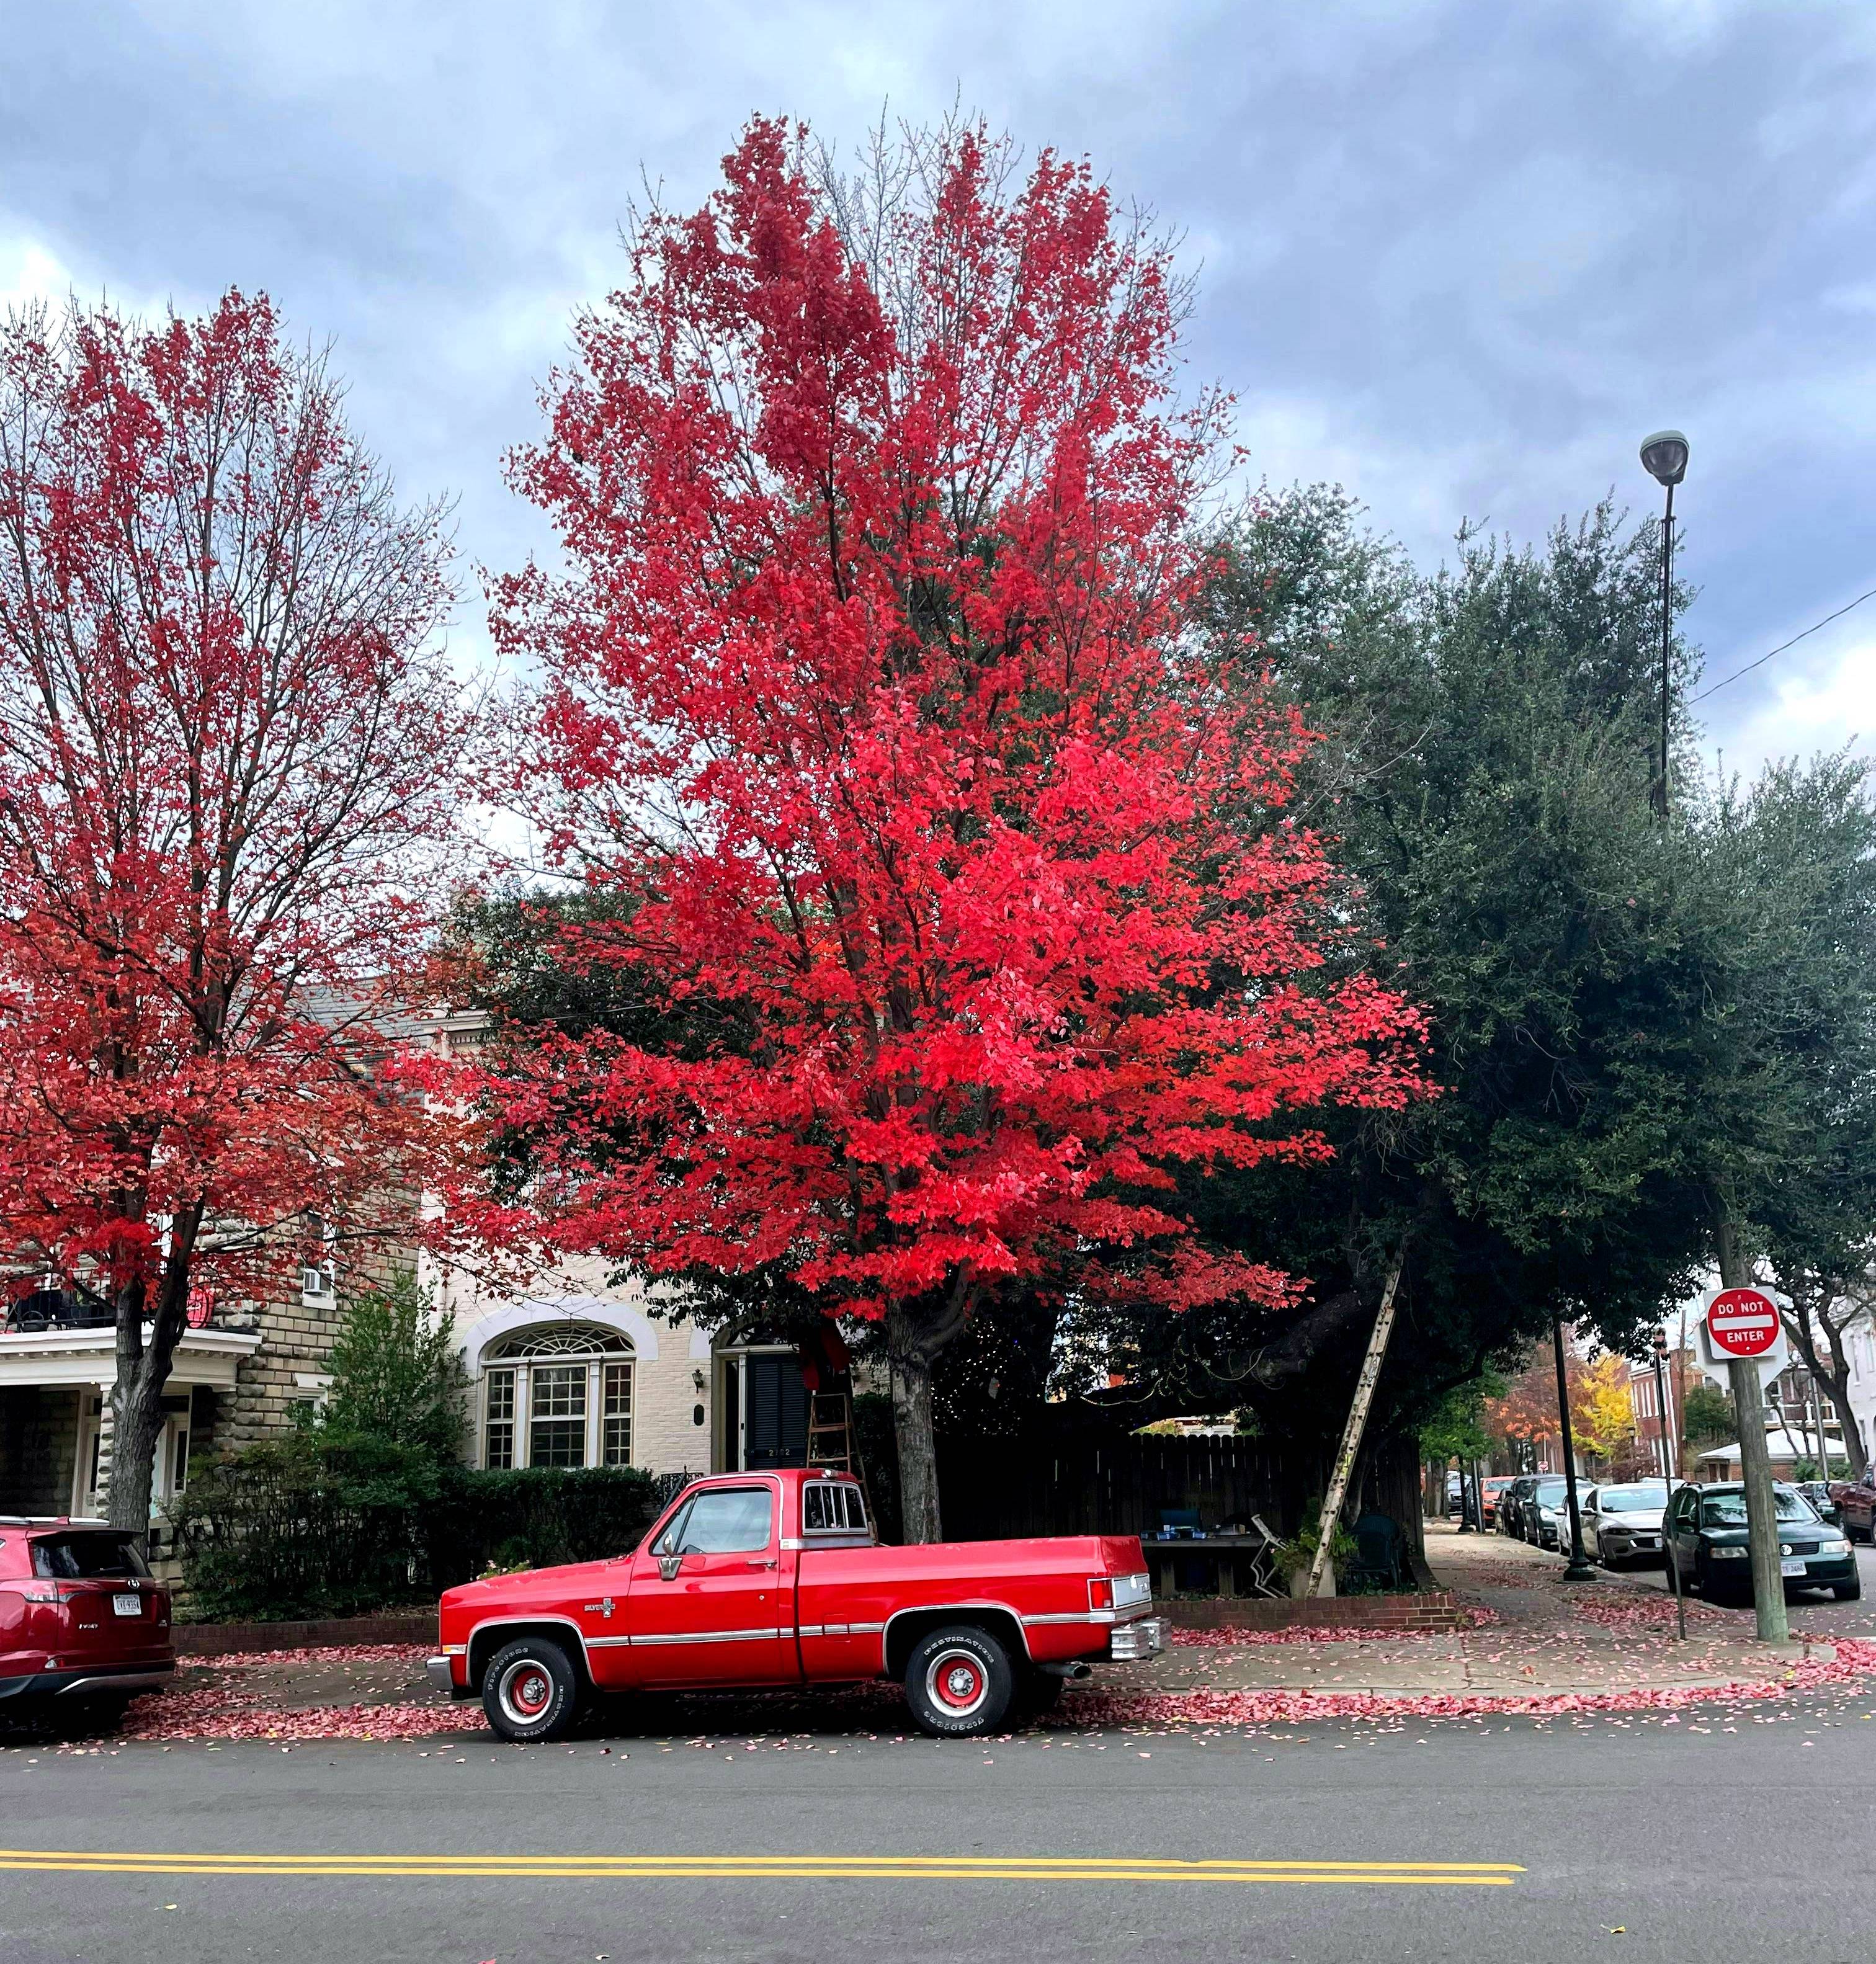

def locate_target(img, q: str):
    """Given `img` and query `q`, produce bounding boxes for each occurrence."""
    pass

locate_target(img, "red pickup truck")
[431,1467,1164,1741]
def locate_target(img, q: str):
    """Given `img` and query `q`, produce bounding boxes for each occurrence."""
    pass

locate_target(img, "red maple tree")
[472,119,1427,1536]
[0,292,471,1529]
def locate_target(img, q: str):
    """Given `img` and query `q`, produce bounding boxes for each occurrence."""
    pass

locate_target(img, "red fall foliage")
[463,119,1429,1536]
[0,291,472,1527]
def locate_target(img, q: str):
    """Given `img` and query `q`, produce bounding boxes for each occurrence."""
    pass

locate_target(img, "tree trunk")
[890,1352,942,1544]
[105,1208,202,1537]
[1779,1285,1870,1483]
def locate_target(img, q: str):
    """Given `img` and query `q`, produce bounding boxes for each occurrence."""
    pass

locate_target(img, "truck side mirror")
[658,1554,683,1582]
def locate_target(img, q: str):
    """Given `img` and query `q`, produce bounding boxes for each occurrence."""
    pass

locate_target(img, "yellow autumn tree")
[1572,1352,1637,1463]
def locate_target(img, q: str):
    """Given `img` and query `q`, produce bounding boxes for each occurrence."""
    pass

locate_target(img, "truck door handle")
[745,1558,777,1569]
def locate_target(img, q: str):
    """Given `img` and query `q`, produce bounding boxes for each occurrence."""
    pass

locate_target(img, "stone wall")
[0,1385,82,1515]
[220,1244,398,1453]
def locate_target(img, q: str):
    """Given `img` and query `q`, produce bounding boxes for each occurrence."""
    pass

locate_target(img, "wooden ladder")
[806,1390,878,1518]
[806,1391,858,1473]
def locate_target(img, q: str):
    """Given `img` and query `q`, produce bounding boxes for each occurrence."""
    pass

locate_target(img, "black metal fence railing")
[3,1287,116,1334]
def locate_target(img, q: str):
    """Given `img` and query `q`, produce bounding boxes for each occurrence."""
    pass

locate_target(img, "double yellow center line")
[0,1849,1521,1887]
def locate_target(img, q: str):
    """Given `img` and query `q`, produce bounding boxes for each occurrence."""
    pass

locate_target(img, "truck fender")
[882,1603,1030,1682]
[465,1615,594,1694]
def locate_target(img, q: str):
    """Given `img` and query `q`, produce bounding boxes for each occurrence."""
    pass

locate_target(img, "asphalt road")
[1,1681,1872,1964]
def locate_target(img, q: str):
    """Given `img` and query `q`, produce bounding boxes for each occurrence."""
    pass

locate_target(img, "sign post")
[1705,1285,1789,1645]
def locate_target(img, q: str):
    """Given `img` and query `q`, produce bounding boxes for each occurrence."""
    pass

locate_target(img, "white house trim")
[462,1295,664,1369]
[0,1326,261,1390]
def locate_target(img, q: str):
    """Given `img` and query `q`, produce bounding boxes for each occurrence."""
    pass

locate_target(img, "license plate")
[1635,1536,1657,1548]
[112,1592,141,1617]
[1779,1559,1807,1578]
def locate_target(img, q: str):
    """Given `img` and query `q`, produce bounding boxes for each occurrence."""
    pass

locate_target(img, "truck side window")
[672,1487,772,1554]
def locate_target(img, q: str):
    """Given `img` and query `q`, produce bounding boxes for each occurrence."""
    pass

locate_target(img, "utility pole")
[1712,1208,1790,1643]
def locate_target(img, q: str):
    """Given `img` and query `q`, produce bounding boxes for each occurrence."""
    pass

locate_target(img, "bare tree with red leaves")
[0,291,472,1532]
[473,118,1427,1538]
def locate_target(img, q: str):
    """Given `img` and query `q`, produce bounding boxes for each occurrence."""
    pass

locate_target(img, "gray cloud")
[4,0,1874,761]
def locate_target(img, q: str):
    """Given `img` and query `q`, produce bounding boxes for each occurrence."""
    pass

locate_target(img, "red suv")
[0,1518,174,1716]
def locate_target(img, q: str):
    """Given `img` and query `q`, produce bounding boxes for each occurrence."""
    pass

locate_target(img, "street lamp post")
[1552,1317,1596,1582]
[1639,431,1688,819]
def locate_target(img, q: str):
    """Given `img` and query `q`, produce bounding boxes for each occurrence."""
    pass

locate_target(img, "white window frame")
[478,1324,636,1471]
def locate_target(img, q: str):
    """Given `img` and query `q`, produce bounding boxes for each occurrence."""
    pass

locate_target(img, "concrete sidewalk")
[1097,1521,1852,1700]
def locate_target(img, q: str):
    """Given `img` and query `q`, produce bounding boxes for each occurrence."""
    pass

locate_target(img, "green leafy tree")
[1678,754,1876,1480]
[1681,1381,1733,1448]
[1093,489,1710,1458]
[320,1270,468,1465]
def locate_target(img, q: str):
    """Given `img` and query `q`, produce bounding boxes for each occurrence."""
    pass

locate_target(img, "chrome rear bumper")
[1109,1617,1167,1662]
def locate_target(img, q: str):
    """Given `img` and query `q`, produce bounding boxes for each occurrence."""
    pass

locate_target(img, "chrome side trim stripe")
[847,1620,885,1635]
[628,1627,785,1647]
[588,1635,633,1649]
[1022,1612,1115,1627]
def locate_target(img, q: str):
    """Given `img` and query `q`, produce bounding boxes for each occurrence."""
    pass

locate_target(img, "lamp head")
[1640,429,1689,487]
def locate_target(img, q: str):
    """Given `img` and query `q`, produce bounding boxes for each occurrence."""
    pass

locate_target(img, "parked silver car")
[1583,1480,1669,1567]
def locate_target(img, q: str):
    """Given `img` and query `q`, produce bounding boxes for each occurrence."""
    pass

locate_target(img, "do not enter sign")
[1706,1287,1782,1359]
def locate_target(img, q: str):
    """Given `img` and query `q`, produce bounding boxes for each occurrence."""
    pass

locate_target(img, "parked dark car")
[1666,1483,1860,1604]
[1581,1480,1669,1567]
[1498,1476,1539,1538]
[1519,1476,1571,1549]
[1793,1481,1841,1527]
[1828,1478,1876,1543]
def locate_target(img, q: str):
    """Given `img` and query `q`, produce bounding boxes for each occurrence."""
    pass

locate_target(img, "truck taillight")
[1091,1572,1151,1614]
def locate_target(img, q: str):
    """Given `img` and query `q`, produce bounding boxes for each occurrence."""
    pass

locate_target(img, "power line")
[1691,583,1876,703]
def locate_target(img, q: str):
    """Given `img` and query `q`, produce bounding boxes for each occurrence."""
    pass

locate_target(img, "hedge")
[171,1435,663,1623]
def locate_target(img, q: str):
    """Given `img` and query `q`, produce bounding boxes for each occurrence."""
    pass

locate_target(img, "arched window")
[480,1321,635,1471]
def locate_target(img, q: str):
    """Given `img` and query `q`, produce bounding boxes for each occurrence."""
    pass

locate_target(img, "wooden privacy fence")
[936,1432,1311,1543]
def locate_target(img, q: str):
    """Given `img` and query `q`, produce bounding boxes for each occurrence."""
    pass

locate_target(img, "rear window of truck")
[803,1482,869,1535]
[30,1533,150,1580]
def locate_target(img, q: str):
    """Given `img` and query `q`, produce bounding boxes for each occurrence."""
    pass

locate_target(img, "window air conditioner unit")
[302,1264,334,1298]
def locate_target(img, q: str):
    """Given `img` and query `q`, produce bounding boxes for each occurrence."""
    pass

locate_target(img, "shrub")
[171,1432,442,1622]
[172,1437,660,1622]
[426,1465,663,1579]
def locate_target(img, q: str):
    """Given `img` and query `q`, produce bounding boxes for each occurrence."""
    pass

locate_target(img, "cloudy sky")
[3,0,1871,772]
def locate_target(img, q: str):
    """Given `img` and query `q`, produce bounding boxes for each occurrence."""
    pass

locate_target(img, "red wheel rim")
[926,1646,988,1715]
[497,1659,555,1726]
